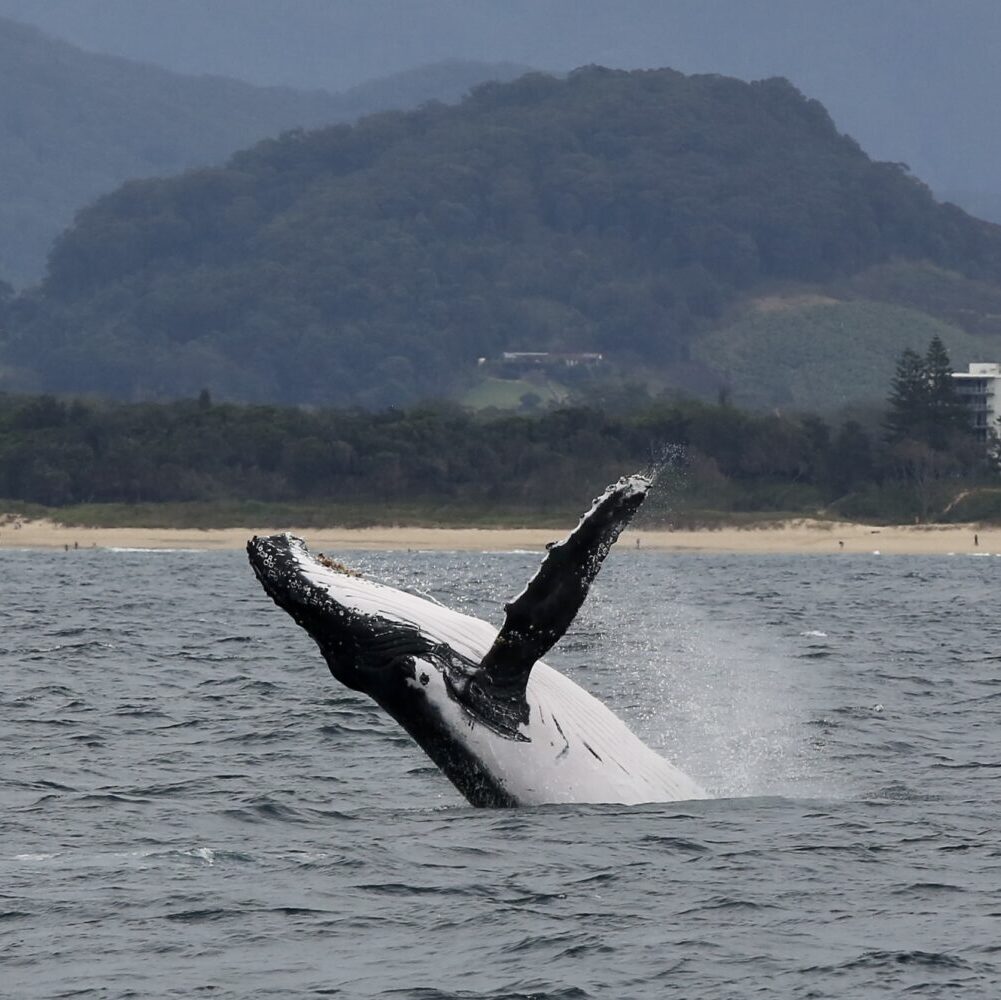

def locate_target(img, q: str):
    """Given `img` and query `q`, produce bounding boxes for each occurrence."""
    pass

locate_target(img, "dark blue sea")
[3,547,1000,998]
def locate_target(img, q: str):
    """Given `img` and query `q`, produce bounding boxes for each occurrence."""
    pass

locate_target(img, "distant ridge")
[0,14,526,285]
[2,0,1000,224]
[333,59,532,121]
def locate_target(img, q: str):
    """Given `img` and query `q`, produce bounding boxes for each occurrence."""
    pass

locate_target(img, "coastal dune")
[0,517,996,555]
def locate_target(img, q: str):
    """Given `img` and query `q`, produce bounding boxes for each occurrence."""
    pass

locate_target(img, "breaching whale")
[247,474,703,806]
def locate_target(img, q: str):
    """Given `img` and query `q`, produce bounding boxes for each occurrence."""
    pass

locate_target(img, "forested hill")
[6,66,1001,408]
[0,14,524,286]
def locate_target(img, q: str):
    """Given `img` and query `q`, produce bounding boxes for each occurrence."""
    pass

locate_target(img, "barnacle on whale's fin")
[475,474,650,709]
[315,553,362,577]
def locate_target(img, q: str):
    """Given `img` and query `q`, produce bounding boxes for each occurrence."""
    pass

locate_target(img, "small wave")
[863,781,926,801]
[389,990,591,1000]
[840,949,969,971]
[164,906,232,922]
[113,704,169,718]
[930,760,1001,771]
[555,941,617,961]
[677,895,779,915]
[639,835,709,854]
[356,882,483,898]
[182,847,215,865]
[66,733,105,746]
[220,799,313,824]
[800,630,828,638]
[122,779,204,797]
[10,778,77,793]
[287,851,331,865]
[240,678,280,693]
[77,792,153,805]
[890,881,963,896]
[17,683,76,697]
[23,639,115,655]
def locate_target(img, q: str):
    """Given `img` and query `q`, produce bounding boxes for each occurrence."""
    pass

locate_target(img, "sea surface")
[2,546,1000,999]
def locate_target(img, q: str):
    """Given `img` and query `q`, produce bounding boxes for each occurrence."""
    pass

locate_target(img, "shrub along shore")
[2,388,1000,529]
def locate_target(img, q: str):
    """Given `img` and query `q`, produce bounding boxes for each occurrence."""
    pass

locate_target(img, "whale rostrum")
[247,474,703,806]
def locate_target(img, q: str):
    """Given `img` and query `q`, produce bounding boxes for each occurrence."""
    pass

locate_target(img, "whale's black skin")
[248,533,521,805]
[477,476,647,710]
[247,474,653,807]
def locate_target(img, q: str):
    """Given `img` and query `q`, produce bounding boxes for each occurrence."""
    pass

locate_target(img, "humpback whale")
[247,474,703,806]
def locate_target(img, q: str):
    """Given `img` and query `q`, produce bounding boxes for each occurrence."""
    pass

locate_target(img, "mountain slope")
[0,16,342,286]
[0,15,524,286]
[5,66,1001,408]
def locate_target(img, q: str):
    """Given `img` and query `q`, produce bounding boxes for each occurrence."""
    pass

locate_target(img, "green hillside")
[839,260,1001,338]
[5,66,1001,407]
[693,298,991,411]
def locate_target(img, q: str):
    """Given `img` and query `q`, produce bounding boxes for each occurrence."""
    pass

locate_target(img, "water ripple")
[1,550,1000,998]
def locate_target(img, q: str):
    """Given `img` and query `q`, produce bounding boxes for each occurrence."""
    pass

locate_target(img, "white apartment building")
[951,363,1001,441]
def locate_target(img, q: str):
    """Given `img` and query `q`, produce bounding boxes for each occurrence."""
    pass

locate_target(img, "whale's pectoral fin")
[476,474,651,709]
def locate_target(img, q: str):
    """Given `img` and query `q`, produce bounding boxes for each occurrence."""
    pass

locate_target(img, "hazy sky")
[1,0,997,206]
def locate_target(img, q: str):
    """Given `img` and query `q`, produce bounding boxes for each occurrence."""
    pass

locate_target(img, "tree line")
[1,345,996,523]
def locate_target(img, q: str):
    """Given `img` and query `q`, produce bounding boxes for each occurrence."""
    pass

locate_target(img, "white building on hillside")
[951,363,1001,441]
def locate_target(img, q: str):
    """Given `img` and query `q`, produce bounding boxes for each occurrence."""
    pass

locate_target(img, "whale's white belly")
[298,553,703,804]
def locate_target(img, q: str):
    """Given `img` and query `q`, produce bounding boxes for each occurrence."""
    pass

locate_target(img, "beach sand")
[0,516,996,555]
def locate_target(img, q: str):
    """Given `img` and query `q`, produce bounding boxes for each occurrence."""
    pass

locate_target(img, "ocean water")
[2,546,1000,999]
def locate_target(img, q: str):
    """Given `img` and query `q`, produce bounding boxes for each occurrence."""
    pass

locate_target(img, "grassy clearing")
[460,376,569,410]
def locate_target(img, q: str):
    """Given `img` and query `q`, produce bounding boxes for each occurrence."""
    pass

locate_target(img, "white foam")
[183,847,216,865]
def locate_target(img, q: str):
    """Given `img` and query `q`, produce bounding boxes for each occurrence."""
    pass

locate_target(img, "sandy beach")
[0,515,997,555]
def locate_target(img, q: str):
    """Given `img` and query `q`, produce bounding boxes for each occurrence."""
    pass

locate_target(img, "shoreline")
[0,516,997,555]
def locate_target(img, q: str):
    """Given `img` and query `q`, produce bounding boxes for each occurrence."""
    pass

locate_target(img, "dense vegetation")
[0,15,523,286]
[1,373,996,526]
[6,66,1001,409]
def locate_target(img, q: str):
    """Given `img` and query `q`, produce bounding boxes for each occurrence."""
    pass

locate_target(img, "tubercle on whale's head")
[246,533,424,694]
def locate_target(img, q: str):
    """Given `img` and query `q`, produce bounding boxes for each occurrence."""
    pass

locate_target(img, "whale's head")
[246,533,449,697]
